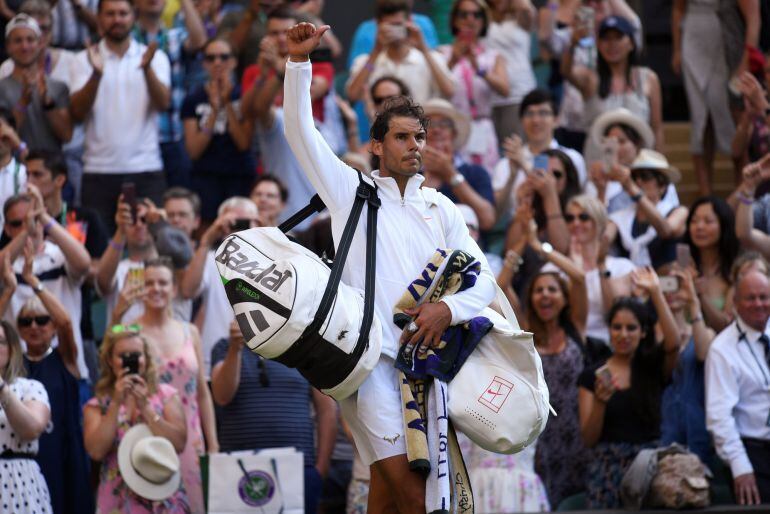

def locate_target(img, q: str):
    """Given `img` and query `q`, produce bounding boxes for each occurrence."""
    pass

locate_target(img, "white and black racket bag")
[215,172,382,400]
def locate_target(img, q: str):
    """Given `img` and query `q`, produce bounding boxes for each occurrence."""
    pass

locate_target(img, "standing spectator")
[70,0,171,230]
[671,0,737,195]
[211,320,337,514]
[578,285,679,508]
[13,247,93,514]
[420,98,496,231]
[660,267,716,465]
[706,269,770,505]
[0,14,72,151]
[0,320,52,514]
[492,89,586,220]
[346,0,455,105]
[684,196,739,332]
[83,328,189,513]
[216,0,282,73]
[0,108,26,225]
[50,0,97,51]
[249,175,287,228]
[606,150,688,269]
[437,0,509,171]
[178,197,257,376]
[347,0,439,66]
[484,0,536,143]
[135,258,218,514]
[182,37,254,223]
[132,0,206,189]
[563,15,663,151]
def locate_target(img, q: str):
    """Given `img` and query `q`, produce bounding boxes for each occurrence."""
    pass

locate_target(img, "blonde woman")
[83,328,188,512]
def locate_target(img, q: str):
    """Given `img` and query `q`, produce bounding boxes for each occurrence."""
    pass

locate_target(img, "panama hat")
[118,424,181,501]
[630,149,681,184]
[590,108,655,150]
[422,98,471,149]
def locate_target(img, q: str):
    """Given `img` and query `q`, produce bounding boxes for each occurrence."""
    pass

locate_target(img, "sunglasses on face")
[18,315,51,327]
[522,109,554,119]
[6,219,24,228]
[456,9,484,19]
[564,213,591,223]
[552,170,564,180]
[632,169,659,182]
[204,53,232,62]
[373,95,396,105]
[430,119,455,131]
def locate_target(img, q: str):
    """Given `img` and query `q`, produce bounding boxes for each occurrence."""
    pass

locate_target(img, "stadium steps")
[662,122,736,206]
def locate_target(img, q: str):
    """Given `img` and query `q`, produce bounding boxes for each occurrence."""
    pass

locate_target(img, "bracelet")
[737,192,755,205]
[630,192,643,203]
[690,314,704,324]
[546,213,563,220]
[109,239,125,251]
[363,62,375,72]
[42,218,56,233]
[476,68,488,78]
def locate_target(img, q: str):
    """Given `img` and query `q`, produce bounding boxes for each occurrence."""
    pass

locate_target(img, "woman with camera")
[578,270,679,508]
[83,328,188,512]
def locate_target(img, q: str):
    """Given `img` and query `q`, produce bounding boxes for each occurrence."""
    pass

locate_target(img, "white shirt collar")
[371,170,425,202]
[734,315,770,344]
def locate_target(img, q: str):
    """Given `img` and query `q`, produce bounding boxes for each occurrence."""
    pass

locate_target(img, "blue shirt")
[211,339,316,466]
[132,25,189,143]
[347,14,439,67]
[438,160,496,207]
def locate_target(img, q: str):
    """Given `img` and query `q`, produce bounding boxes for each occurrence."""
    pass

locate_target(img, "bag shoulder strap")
[278,194,326,233]
[306,171,380,339]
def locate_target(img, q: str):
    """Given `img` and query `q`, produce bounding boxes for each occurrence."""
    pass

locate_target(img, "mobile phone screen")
[121,182,137,224]
[533,154,549,172]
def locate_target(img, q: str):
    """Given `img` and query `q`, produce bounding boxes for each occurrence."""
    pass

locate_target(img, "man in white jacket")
[284,22,496,514]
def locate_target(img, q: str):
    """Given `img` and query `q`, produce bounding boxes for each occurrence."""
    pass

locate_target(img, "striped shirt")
[211,339,316,467]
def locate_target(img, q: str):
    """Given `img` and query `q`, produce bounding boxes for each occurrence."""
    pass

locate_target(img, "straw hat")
[118,424,181,501]
[589,108,655,149]
[630,149,681,184]
[422,98,471,149]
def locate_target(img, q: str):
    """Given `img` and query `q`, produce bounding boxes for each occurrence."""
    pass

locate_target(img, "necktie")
[758,333,770,369]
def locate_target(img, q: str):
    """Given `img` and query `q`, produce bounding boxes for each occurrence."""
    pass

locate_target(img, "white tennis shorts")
[339,355,406,467]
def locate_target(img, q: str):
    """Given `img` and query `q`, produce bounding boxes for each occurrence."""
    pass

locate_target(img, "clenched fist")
[286,22,330,61]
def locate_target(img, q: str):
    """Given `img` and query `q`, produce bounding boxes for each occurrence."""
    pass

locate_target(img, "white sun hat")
[118,423,181,501]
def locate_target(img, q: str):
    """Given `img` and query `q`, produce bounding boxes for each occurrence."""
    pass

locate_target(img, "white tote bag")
[207,448,304,514]
[448,286,553,454]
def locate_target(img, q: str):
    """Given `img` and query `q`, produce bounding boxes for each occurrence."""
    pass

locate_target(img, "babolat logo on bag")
[216,234,296,350]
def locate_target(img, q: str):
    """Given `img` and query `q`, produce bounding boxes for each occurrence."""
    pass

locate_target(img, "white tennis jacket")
[284,59,496,359]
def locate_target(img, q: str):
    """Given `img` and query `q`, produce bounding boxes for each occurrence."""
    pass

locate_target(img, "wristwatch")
[541,242,553,255]
[33,282,44,294]
[450,173,466,187]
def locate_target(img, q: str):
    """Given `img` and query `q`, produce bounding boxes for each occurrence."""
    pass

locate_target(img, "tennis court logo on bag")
[478,376,513,413]
[237,470,276,507]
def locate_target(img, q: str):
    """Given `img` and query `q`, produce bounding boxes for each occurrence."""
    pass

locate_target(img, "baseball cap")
[5,13,41,38]
[598,15,635,39]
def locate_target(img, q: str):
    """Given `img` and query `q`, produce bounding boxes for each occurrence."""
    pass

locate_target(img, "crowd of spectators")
[0,0,770,512]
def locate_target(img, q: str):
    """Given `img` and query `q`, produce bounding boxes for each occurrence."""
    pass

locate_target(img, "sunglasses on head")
[18,315,51,327]
[564,213,591,223]
[456,9,484,19]
[110,323,141,334]
[204,53,232,62]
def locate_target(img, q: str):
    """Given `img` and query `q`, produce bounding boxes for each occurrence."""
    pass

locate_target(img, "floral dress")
[156,332,205,514]
[86,383,190,514]
[0,377,52,514]
[458,432,550,513]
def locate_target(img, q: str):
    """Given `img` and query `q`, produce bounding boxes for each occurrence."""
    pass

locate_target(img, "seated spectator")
[96,196,193,326]
[346,0,455,105]
[0,319,52,514]
[725,252,770,316]
[69,0,171,231]
[492,89,586,220]
[0,14,73,152]
[182,37,254,223]
[578,284,679,508]
[132,257,217,513]
[12,248,93,514]
[242,7,333,123]
[684,196,739,332]
[524,231,589,507]
[0,108,26,225]
[211,320,337,514]
[437,0,509,171]
[587,108,679,213]
[420,98,495,231]
[132,0,206,189]
[2,189,92,382]
[706,269,770,505]
[659,267,716,465]
[347,0,439,66]
[483,0,536,143]
[162,186,201,240]
[83,328,189,512]
[562,15,664,151]
[250,175,287,228]
[606,150,688,268]
[179,197,258,376]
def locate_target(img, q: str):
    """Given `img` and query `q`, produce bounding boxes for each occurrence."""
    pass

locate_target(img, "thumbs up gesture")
[286,22,330,60]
